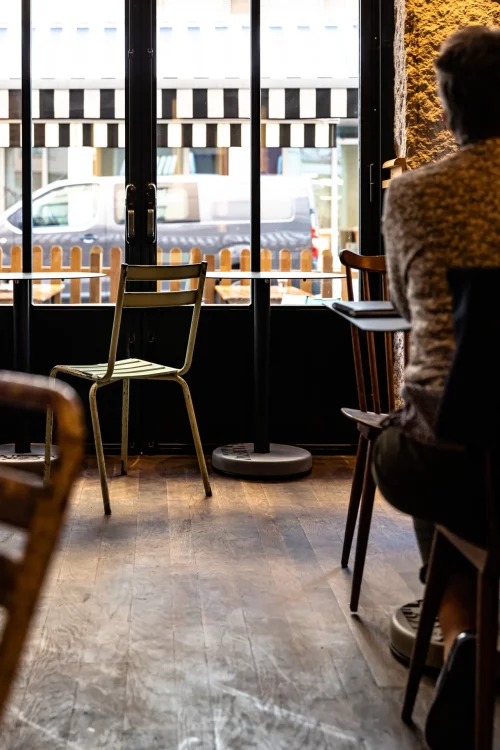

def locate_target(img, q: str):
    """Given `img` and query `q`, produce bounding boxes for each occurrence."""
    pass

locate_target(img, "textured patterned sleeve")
[382,178,414,322]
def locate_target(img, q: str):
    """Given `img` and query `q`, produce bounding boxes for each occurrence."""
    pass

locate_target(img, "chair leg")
[402,530,450,724]
[121,379,129,476]
[341,433,368,569]
[176,376,212,497]
[44,368,59,482]
[350,439,376,613]
[89,382,111,515]
[475,570,499,750]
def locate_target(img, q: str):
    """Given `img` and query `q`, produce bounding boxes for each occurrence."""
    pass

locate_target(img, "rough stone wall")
[394,0,500,168]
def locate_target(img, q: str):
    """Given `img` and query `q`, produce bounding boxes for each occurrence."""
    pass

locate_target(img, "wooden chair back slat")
[339,249,404,415]
[123,290,197,308]
[125,263,203,282]
[0,372,84,721]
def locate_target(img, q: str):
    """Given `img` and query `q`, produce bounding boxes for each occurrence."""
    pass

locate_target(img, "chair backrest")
[340,249,406,413]
[106,262,207,380]
[436,268,500,555]
[0,372,84,720]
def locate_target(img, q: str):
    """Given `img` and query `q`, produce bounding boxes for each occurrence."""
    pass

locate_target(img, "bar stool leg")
[350,439,376,612]
[342,433,368,568]
[402,531,449,723]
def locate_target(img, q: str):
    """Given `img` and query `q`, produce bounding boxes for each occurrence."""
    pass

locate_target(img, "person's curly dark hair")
[435,26,500,145]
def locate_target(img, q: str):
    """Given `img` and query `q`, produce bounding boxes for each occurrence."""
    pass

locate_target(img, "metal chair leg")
[176,376,212,497]
[402,531,450,724]
[350,438,376,612]
[475,570,499,750]
[342,432,368,569]
[121,379,129,476]
[89,382,111,515]
[44,367,59,483]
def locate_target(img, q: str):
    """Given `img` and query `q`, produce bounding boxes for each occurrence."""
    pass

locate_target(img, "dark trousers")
[372,427,486,577]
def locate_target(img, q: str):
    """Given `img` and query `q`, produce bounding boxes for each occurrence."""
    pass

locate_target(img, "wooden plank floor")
[0,455,481,749]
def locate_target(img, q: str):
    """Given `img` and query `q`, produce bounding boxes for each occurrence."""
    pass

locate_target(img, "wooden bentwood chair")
[403,268,500,750]
[0,372,84,721]
[45,263,212,516]
[339,249,408,612]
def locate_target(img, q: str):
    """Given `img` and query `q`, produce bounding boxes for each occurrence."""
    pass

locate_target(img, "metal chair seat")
[61,358,178,381]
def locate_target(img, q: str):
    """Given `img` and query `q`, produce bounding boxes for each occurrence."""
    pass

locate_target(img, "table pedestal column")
[13,278,31,454]
[212,278,312,479]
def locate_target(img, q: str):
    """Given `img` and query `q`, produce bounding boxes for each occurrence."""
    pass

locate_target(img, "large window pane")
[0,1,125,305]
[261,0,359,305]
[157,0,251,305]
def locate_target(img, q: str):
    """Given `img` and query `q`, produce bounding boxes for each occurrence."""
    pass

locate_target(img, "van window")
[9,184,100,230]
[114,183,200,224]
[8,185,99,230]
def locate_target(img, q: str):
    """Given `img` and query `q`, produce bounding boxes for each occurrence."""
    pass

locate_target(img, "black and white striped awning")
[0,121,337,148]
[0,86,355,147]
[0,87,357,121]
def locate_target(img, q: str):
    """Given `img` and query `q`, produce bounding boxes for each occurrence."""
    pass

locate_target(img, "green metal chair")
[45,262,212,515]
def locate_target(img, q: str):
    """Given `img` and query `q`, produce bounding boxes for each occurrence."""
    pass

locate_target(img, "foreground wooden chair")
[45,263,212,515]
[0,372,84,721]
[403,267,500,750]
[339,249,408,612]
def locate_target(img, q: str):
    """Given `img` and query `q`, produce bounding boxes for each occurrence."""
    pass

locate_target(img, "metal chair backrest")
[0,372,84,720]
[340,249,402,413]
[105,262,207,381]
[437,267,500,558]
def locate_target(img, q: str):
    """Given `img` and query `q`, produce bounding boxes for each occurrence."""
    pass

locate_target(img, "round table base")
[389,601,444,671]
[0,444,55,476]
[212,443,312,479]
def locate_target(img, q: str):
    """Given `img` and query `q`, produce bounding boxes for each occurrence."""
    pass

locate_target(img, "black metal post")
[15,0,33,454]
[126,0,157,453]
[250,0,270,454]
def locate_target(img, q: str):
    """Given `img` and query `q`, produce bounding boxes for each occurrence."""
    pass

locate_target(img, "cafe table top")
[323,300,411,332]
[206,270,345,280]
[0,272,105,281]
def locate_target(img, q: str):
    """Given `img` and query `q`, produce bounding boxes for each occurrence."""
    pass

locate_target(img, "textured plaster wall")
[394,0,500,168]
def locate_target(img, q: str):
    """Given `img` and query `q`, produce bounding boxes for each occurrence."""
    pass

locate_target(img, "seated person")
[374,25,500,750]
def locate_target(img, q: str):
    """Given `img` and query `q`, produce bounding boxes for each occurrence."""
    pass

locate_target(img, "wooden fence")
[0,245,345,304]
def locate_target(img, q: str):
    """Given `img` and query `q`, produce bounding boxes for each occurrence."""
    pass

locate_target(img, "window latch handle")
[146,183,156,243]
[125,184,137,243]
